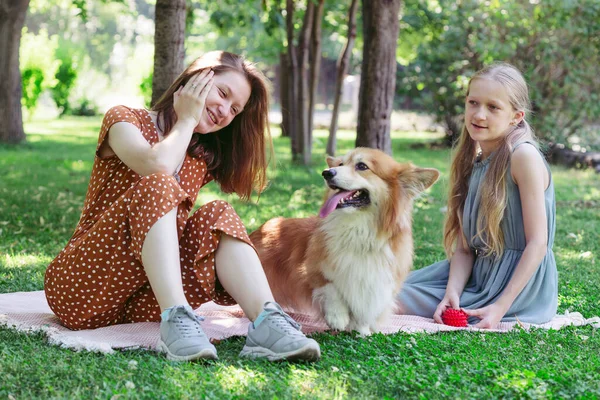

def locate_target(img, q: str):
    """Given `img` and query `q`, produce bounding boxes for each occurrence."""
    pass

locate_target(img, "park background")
[1,0,600,398]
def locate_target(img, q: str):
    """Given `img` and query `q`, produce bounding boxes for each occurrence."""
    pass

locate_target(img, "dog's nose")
[322,169,336,180]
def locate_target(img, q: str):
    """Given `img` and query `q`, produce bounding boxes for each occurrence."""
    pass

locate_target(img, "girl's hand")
[173,69,214,126]
[433,291,461,323]
[463,303,508,329]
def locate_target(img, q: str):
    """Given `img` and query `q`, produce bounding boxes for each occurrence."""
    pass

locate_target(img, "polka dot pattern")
[44,105,253,330]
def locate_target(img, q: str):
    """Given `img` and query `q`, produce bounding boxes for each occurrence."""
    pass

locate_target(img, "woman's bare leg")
[215,234,274,320]
[141,208,189,311]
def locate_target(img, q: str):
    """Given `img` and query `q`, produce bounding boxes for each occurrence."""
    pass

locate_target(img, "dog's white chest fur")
[313,211,400,335]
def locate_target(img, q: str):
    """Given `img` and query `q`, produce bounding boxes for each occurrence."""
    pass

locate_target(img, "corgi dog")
[250,147,439,335]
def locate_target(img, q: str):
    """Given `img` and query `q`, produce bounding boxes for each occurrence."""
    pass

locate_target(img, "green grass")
[1,115,599,399]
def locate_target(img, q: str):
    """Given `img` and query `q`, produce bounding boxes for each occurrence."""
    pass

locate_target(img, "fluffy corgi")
[250,147,439,335]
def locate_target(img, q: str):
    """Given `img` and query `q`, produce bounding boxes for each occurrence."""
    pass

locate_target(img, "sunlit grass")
[0,115,599,398]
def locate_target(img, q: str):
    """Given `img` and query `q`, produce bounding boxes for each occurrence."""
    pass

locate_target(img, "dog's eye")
[355,162,369,171]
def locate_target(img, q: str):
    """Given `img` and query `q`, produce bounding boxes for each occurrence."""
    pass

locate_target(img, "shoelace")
[168,306,207,339]
[262,302,303,336]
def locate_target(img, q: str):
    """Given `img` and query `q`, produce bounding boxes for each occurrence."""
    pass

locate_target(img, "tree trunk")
[355,0,401,154]
[279,52,290,138]
[151,0,186,106]
[297,0,315,165]
[285,0,300,160]
[308,0,325,147]
[0,0,29,144]
[326,0,359,156]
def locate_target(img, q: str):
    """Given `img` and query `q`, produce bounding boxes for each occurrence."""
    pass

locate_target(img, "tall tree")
[308,0,325,142]
[355,0,401,154]
[281,0,325,165]
[284,0,300,157]
[326,0,359,156]
[296,0,315,165]
[151,0,186,106]
[0,0,30,144]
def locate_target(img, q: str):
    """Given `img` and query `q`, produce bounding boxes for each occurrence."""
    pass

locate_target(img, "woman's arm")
[464,144,549,328]
[107,69,214,177]
[433,237,475,323]
[107,118,197,176]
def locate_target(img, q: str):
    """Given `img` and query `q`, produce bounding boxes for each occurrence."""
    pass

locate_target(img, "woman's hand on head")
[433,291,461,323]
[173,69,214,126]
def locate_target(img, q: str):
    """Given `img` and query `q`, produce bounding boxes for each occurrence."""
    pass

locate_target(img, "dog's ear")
[400,167,440,196]
[326,156,340,168]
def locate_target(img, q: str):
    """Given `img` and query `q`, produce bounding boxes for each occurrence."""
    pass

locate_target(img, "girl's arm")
[107,69,214,177]
[496,145,549,309]
[464,144,549,328]
[433,237,475,323]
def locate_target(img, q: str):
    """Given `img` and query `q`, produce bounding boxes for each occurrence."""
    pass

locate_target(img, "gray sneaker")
[240,302,321,362]
[157,305,218,361]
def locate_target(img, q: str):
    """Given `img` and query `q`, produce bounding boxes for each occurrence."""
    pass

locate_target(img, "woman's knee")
[134,173,179,191]
[129,173,183,210]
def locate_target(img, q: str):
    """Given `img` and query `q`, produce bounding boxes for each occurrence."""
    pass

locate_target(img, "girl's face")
[464,78,523,153]
[194,70,251,134]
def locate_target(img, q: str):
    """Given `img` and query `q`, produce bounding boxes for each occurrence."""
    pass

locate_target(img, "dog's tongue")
[319,190,352,218]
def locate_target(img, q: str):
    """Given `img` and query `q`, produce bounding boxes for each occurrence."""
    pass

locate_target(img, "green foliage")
[70,98,99,116]
[187,0,363,69]
[25,0,147,99]
[140,72,153,108]
[1,117,599,398]
[51,52,78,116]
[21,67,45,116]
[19,28,59,116]
[399,0,600,150]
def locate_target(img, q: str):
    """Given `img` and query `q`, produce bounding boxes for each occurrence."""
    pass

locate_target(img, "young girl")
[398,62,557,329]
[44,51,320,362]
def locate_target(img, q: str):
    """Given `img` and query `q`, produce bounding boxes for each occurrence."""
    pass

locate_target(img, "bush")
[69,98,99,116]
[19,28,59,115]
[400,0,600,150]
[51,53,78,116]
[21,67,45,116]
[140,72,153,108]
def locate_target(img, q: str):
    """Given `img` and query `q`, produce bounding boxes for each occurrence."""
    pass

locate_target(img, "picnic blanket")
[1,291,599,354]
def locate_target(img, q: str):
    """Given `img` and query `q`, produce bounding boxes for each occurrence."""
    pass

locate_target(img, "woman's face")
[194,70,252,134]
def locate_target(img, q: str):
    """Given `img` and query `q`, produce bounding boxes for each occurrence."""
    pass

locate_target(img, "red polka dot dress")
[44,106,253,330]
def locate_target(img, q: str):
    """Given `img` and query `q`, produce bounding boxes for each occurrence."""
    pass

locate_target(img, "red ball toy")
[441,309,468,327]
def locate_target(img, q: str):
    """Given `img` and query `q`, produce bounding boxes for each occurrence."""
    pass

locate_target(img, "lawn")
[1,115,599,399]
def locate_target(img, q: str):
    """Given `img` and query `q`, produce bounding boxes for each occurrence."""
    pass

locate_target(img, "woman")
[45,51,320,362]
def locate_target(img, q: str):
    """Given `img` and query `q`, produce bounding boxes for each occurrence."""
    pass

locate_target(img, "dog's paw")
[324,309,350,331]
[314,284,351,331]
[348,321,372,337]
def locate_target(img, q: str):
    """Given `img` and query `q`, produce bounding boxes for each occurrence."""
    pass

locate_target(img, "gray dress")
[398,142,558,324]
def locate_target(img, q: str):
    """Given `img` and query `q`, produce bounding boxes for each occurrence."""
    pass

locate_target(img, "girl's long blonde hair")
[443,63,537,258]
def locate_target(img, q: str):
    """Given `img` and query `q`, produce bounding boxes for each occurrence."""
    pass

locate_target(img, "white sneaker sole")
[239,341,321,362]
[158,340,218,362]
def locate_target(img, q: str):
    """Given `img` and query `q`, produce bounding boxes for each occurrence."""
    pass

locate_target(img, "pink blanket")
[1,291,598,354]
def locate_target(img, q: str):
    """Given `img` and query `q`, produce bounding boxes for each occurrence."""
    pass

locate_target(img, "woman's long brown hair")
[443,63,537,259]
[151,51,272,201]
